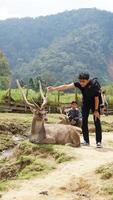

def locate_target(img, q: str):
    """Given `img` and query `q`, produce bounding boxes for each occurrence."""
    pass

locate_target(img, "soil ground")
[1,132,113,200]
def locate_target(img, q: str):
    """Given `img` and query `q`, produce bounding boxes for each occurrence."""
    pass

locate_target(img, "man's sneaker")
[96,142,102,148]
[81,141,90,146]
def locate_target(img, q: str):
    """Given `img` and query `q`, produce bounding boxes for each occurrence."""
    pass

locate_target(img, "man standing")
[47,72,102,148]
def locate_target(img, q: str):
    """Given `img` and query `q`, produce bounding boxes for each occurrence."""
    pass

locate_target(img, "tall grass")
[0,84,113,105]
[0,89,39,102]
[0,89,81,104]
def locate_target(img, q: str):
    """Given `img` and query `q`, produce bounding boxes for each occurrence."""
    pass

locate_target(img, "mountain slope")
[17,18,113,84]
[1,8,113,84]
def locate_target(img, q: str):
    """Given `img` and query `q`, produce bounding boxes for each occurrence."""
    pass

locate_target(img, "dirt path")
[1,133,113,200]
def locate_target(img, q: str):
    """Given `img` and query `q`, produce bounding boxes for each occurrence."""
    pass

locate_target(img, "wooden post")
[25,88,29,112]
[58,91,60,105]
[5,88,11,105]
[8,88,11,105]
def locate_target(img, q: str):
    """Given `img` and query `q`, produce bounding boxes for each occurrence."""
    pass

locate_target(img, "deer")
[16,80,81,147]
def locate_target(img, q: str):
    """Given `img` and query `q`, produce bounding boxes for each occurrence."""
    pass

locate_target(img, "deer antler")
[39,80,48,109]
[31,98,41,110]
[16,80,39,109]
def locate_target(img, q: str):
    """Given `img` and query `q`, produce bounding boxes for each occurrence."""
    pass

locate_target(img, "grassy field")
[0,112,113,130]
[95,161,113,198]
[0,112,113,123]
[0,86,113,107]
[0,112,113,196]
[0,88,82,104]
[0,89,39,103]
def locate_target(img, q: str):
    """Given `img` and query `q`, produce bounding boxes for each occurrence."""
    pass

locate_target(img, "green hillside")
[17,23,111,84]
[0,8,113,84]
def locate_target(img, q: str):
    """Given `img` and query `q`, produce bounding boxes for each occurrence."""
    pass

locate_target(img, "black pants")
[82,105,102,144]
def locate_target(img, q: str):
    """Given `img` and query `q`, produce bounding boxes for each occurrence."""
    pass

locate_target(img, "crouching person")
[67,101,82,127]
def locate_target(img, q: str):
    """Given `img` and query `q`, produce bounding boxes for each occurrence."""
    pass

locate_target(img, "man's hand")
[93,111,100,120]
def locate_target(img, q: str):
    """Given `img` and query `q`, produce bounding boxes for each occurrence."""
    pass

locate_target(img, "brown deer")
[16,80,80,147]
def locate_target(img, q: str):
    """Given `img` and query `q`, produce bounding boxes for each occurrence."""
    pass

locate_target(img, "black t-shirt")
[74,80,100,106]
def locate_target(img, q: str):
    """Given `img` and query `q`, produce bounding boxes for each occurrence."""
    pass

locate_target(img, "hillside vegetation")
[0,9,113,85]
[0,51,11,89]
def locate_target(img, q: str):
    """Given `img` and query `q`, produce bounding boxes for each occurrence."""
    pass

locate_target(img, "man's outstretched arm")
[47,83,75,91]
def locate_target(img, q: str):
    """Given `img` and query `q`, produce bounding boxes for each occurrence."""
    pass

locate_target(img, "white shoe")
[81,141,90,146]
[96,142,102,148]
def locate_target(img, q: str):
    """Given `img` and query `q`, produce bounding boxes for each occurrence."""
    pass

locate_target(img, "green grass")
[0,113,32,124]
[0,133,15,152]
[108,141,113,148]
[1,85,113,106]
[0,113,60,124]
[95,162,113,198]
[0,112,113,132]
[0,140,74,190]
[48,91,81,104]
[96,162,113,179]
[0,90,7,102]
[17,141,74,164]
[47,113,61,123]
[0,88,81,104]
[0,181,10,192]
[0,89,40,102]
[103,184,113,195]
[17,158,55,179]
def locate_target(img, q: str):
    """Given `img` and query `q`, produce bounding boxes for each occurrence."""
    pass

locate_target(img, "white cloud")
[0,0,113,20]
[0,7,9,20]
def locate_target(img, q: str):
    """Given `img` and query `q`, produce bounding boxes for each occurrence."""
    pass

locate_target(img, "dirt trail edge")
[1,133,113,200]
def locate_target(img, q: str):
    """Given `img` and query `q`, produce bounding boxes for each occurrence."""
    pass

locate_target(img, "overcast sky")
[0,0,113,20]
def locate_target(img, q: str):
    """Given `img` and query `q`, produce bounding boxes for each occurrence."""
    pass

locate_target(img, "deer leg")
[29,135,55,144]
[42,137,56,144]
[69,131,81,147]
[65,143,80,147]
[29,134,46,143]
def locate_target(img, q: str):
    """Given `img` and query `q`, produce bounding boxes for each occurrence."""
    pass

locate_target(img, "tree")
[29,78,35,90]
[0,51,11,89]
